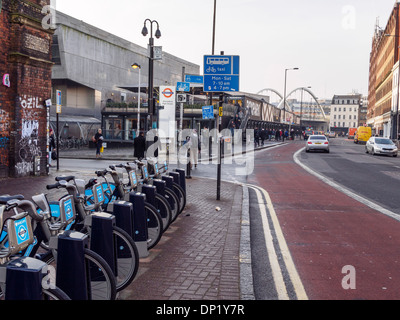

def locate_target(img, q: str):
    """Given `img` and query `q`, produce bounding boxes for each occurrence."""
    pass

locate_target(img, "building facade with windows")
[51,11,200,142]
[330,94,362,134]
[368,3,400,138]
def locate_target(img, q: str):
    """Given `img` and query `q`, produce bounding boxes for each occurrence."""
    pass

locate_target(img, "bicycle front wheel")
[43,248,117,300]
[154,193,172,232]
[172,182,186,214]
[42,288,71,300]
[113,226,139,292]
[145,202,163,250]
[164,187,180,223]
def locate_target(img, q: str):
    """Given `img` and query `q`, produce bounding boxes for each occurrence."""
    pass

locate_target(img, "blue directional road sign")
[185,75,204,84]
[203,55,240,92]
[202,105,214,120]
[177,82,191,92]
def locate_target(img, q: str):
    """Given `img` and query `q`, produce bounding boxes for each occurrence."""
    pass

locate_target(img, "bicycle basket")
[142,166,149,181]
[129,170,138,188]
[6,215,34,257]
[59,196,76,227]
[91,183,105,207]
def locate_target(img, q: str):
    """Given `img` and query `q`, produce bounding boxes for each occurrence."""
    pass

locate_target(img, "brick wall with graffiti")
[0,0,53,178]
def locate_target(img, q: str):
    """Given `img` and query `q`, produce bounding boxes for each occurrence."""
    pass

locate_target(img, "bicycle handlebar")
[46,181,82,203]
[0,195,44,222]
[55,175,75,182]
[46,182,61,190]
[16,199,45,222]
[95,169,110,177]
[0,195,25,204]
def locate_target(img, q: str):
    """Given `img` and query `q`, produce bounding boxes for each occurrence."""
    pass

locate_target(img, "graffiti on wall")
[15,95,44,176]
[0,109,10,167]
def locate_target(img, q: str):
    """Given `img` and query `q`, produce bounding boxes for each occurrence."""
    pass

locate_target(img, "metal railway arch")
[257,87,327,121]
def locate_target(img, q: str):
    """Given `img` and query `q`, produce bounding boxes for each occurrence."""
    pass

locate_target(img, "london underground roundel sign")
[162,88,174,99]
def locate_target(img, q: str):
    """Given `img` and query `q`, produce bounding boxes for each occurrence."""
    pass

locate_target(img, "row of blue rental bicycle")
[0,159,187,300]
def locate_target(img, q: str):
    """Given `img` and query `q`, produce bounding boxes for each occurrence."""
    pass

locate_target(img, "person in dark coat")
[260,128,267,146]
[134,132,146,160]
[94,128,104,158]
[254,127,260,147]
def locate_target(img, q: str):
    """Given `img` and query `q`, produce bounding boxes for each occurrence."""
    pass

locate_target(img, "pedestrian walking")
[268,128,272,141]
[94,128,104,159]
[260,128,267,145]
[134,132,146,160]
[284,130,289,141]
[254,127,260,147]
[275,129,280,141]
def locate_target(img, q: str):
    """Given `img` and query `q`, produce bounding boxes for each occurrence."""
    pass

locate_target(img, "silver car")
[306,135,330,153]
[365,137,398,157]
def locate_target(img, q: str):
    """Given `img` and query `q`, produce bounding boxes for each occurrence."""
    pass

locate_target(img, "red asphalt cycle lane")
[247,142,400,300]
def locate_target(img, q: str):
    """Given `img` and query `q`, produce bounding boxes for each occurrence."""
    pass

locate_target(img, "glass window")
[375,138,394,145]
[310,136,327,140]
[105,117,123,140]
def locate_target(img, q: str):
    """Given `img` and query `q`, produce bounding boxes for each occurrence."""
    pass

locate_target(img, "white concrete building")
[330,94,362,134]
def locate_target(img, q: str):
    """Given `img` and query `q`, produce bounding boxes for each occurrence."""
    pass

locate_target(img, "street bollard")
[153,179,166,197]
[86,183,117,274]
[113,200,135,238]
[141,184,157,205]
[56,230,89,300]
[174,169,186,194]
[89,213,117,275]
[153,179,172,210]
[112,200,137,260]
[162,175,174,191]
[169,172,180,186]
[5,257,47,300]
[128,192,149,258]
[141,184,168,230]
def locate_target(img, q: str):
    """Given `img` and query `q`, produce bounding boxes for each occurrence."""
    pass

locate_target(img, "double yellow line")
[248,184,308,300]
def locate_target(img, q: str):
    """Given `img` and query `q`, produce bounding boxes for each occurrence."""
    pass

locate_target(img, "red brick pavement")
[119,177,243,300]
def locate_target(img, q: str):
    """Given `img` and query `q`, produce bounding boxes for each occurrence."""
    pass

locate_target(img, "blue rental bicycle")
[86,166,164,250]
[0,195,70,300]
[46,178,139,292]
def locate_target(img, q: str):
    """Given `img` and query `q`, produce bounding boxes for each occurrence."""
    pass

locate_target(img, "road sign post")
[177,82,191,92]
[203,55,240,93]
[203,54,240,201]
[202,105,214,120]
[56,90,62,171]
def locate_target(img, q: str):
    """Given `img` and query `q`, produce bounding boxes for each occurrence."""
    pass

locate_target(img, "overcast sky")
[56,0,398,101]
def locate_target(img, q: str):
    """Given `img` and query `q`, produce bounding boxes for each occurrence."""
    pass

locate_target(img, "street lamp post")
[283,67,299,125]
[132,63,141,137]
[142,19,161,131]
[300,86,311,130]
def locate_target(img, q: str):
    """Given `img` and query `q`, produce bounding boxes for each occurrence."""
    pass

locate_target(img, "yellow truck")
[354,126,372,144]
